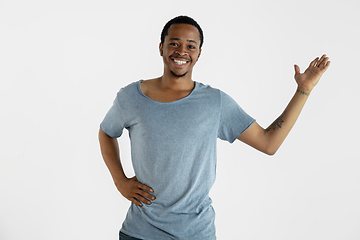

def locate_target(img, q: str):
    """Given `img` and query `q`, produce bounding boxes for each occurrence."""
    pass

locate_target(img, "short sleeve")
[100,91,126,138]
[218,91,255,143]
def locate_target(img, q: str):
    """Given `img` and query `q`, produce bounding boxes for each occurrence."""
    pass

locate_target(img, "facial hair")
[170,70,188,78]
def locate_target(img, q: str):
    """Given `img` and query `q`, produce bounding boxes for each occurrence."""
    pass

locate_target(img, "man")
[99,16,330,240]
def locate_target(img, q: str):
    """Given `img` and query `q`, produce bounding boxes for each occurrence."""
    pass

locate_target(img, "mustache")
[170,55,190,61]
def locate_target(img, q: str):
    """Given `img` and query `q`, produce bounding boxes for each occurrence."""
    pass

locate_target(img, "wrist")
[113,174,128,185]
[296,86,311,96]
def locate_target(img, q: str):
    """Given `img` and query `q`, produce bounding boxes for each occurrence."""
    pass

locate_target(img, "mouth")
[170,57,190,67]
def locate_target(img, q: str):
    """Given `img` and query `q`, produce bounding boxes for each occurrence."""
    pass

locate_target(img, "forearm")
[264,87,310,154]
[98,128,127,184]
[98,128,155,205]
[238,55,329,155]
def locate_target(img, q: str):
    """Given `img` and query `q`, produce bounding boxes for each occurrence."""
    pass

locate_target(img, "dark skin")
[140,23,202,103]
[99,23,202,206]
[99,23,330,206]
[98,131,155,206]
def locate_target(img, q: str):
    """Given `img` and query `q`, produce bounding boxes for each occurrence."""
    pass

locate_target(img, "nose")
[175,44,188,56]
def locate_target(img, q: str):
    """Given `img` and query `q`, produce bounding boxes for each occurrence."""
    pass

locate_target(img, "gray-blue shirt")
[100,80,255,240]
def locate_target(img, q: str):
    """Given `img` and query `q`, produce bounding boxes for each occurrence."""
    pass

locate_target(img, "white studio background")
[1,0,359,239]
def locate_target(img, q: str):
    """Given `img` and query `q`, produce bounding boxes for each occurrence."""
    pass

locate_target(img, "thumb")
[294,64,300,75]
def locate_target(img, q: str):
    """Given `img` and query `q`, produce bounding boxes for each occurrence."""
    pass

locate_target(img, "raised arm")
[98,128,155,206]
[237,54,330,155]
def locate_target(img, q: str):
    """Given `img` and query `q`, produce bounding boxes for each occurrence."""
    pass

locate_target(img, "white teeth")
[173,59,187,65]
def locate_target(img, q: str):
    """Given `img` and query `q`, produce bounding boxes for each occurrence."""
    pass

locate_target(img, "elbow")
[265,149,277,156]
[262,137,283,156]
[263,145,279,156]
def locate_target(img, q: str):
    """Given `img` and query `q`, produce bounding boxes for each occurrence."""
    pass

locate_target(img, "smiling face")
[160,23,202,78]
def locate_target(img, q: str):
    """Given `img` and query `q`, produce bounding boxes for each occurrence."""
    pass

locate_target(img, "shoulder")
[195,82,221,94]
[116,80,141,95]
[138,78,159,96]
[196,82,240,109]
[112,80,143,105]
[196,82,232,102]
[121,80,141,91]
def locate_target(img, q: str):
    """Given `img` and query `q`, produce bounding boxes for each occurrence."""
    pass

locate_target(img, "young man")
[99,16,330,240]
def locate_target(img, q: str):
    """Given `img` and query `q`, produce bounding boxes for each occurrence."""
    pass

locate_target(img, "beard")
[170,70,188,78]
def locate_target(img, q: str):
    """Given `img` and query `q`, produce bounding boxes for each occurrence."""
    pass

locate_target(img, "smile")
[171,58,189,66]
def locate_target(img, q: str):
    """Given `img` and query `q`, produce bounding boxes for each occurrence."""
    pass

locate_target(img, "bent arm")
[237,54,330,155]
[238,89,309,155]
[98,128,155,206]
[98,128,127,184]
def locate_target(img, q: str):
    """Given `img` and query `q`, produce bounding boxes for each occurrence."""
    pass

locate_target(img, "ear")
[196,48,202,61]
[159,42,163,56]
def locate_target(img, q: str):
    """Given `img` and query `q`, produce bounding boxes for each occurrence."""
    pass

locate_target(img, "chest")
[128,97,220,142]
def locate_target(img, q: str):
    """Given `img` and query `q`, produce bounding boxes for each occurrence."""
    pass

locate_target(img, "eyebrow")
[170,38,198,44]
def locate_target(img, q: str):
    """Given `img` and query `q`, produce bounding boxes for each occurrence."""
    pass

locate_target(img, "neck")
[159,71,194,91]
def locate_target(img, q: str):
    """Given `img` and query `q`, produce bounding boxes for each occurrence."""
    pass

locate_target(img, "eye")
[170,43,178,47]
[188,45,195,49]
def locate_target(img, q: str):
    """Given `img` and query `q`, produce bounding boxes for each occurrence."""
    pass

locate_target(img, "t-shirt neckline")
[137,80,198,104]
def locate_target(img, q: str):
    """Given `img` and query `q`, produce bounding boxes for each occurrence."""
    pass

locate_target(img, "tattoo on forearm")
[265,110,287,132]
[297,89,310,96]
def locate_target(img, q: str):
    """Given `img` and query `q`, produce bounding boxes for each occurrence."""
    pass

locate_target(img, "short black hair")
[161,15,204,49]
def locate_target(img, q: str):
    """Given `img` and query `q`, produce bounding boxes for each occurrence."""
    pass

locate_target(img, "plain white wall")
[1,0,359,239]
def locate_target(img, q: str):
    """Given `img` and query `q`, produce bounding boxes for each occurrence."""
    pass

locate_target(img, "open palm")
[294,54,330,92]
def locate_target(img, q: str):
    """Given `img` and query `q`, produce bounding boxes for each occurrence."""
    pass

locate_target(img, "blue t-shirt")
[100,80,255,240]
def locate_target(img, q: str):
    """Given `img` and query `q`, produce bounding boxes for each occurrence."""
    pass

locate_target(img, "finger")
[315,54,327,67]
[294,64,300,75]
[135,194,152,205]
[130,198,143,207]
[141,191,156,201]
[325,60,331,68]
[322,60,331,71]
[138,183,154,193]
[318,57,329,69]
[131,176,154,192]
[136,187,155,201]
[309,57,319,68]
